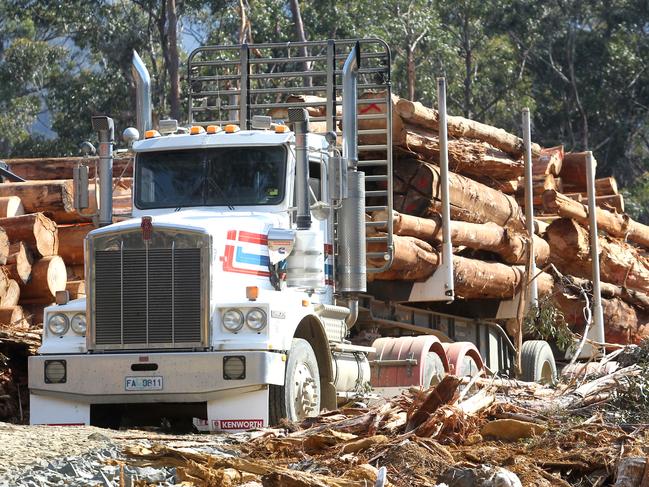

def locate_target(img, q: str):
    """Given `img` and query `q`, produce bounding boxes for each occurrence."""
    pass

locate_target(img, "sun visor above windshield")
[132,130,293,152]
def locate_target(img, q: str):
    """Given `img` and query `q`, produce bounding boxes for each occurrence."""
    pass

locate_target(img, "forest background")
[2,0,649,220]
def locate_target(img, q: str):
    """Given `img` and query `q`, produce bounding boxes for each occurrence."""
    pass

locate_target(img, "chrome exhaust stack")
[132,50,152,135]
[91,116,114,227]
[337,42,365,327]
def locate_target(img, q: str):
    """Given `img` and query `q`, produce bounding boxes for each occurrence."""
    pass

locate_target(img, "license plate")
[125,376,163,391]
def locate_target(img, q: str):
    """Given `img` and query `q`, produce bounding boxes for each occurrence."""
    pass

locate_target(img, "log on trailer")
[543,189,649,249]
[0,306,26,330]
[369,233,554,299]
[563,177,619,196]
[1,280,20,307]
[394,98,542,158]
[562,275,649,311]
[3,242,33,285]
[565,193,625,213]
[394,159,526,231]
[57,224,93,266]
[547,218,649,294]
[5,155,133,180]
[374,210,549,266]
[19,256,67,303]
[556,289,649,345]
[392,129,525,181]
[0,228,9,266]
[0,180,74,216]
[0,213,58,257]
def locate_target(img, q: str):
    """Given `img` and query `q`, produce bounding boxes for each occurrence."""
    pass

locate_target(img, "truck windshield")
[135,145,286,209]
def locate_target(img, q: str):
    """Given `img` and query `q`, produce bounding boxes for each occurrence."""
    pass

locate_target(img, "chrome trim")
[87,225,211,351]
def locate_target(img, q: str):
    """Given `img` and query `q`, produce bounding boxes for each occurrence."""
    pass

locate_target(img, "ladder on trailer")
[186,39,394,277]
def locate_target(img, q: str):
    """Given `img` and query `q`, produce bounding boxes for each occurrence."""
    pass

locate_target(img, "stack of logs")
[357,93,649,345]
[0,155,132,420]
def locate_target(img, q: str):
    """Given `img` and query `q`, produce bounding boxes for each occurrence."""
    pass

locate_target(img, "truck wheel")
[423,351,446,387]
[521,340,557,384]
[269,338,321,424]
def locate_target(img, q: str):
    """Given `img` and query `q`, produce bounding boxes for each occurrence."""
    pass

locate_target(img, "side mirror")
[73,164,89,211]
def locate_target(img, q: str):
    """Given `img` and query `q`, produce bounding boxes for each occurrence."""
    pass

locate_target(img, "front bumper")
[28,350,286,404]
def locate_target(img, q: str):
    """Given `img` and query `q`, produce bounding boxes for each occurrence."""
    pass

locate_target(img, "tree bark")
[19,256,67,303]
[374,210,549,266]
[0,180,74,216]
[547,218,649,294]
[563,275,649,311]
[0,196,24,218]
[559,151,588,188]
[555,289,649,345]
[394,159,526,231]
[394,98,542,158]
[57,224,92,266]
[563,176,618,196]
[5,156,133,180]
[369,234,554,299]
[532,146,563,176]
[0,213,58,257]
[66,280,85,300]
[394,129,525,181]
[565,193,624,213]
[288,0,312,87]
[166,0,181,121]
[543,189,649,249]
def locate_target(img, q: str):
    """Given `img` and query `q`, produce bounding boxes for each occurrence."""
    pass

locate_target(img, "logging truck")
[28,39,567,430]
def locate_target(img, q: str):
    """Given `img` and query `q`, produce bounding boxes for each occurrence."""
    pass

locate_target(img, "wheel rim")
[293,362,319,420]
[426,351,446,387]
[459,356,480,377]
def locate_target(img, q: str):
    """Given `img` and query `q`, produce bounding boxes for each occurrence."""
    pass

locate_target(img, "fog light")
[44,360,67,384]
[223,356,246,380]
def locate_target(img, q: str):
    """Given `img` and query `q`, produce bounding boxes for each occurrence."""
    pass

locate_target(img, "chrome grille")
[91,229,207,349]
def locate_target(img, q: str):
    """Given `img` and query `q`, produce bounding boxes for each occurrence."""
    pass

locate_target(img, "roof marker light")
[224,124,240,133]
[190,126,205,135]
[206,125,222,134]
[274,124,290,133]
[144,129,161,139]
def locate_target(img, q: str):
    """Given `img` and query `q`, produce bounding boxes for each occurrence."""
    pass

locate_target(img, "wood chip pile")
[121,344,649,486]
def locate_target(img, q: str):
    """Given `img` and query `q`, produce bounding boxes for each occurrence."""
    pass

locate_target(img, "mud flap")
[194,387,269,432]
[30,394,90,425]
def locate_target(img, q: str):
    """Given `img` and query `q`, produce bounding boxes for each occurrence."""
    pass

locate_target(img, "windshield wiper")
[207,176,235,210]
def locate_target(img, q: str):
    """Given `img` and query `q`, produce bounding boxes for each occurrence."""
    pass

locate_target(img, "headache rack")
[187,39,394,274]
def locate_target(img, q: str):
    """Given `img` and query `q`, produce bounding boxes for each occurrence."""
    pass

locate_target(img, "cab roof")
[132,129,325,152]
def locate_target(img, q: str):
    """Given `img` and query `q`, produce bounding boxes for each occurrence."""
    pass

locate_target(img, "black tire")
[269,338,321,425]
[521,340,557,384]
[423,351,446,387]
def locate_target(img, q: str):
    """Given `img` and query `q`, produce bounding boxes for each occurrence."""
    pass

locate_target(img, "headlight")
[70,313,87,335]
[47,313,69,336]
[222,309,244,332]
[246,308,267,331]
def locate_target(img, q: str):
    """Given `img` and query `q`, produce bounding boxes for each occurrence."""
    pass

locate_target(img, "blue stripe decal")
[235,247,270,266]
[325,264,333,278]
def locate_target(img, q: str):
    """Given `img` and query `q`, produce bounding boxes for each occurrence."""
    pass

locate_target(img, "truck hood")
[88,209,287,241]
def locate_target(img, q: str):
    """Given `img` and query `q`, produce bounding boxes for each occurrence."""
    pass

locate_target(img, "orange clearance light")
[144,129,161,139]
[190,125,205,135]
[224,124,240,133]
[302,299,310,307]
[246,286,259,301]
[206,125,221,134]
[274,124,289,133]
